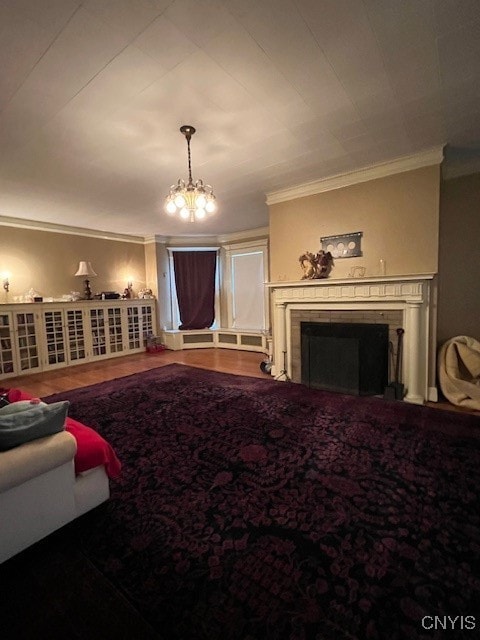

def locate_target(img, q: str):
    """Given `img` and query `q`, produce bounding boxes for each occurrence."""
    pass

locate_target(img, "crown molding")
[145,235,219,246]
[0,217,269,245]
[144,227,269,246]
[223,237,268,252]
[217,226,269,244]
[442,157,480,180]
[0,215,145,244]
[144,234,168,244]
[266,146,445,205]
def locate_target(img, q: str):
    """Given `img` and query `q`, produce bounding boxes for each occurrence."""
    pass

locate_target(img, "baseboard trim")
[428,386,438,402]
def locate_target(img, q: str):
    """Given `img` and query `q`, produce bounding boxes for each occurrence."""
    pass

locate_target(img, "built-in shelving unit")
[0,300,156,379]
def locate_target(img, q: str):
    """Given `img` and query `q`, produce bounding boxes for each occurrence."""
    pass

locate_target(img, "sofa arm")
[0,431,77,492]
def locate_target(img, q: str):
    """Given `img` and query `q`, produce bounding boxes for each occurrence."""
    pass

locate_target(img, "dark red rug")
[46,364,480,640]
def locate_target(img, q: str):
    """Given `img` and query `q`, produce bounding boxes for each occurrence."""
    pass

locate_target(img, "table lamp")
[75,261,97,300]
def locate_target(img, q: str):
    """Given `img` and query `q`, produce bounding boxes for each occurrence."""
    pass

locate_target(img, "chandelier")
[165,125,217,222]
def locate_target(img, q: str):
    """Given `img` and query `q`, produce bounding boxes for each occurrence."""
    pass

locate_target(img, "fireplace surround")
[266,274,436,404]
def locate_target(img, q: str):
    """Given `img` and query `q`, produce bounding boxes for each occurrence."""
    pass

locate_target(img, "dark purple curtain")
[173,251,217,330]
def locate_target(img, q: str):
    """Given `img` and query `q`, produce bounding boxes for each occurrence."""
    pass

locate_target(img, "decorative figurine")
[299,250,334,279]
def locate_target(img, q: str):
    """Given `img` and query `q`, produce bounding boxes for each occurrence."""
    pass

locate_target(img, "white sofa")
[0,430,109,564]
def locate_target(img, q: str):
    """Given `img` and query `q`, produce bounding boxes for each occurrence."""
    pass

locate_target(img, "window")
[166,240,268,333]
[225,239,269,331]
[168,248,220,330]
[231,252,264,329]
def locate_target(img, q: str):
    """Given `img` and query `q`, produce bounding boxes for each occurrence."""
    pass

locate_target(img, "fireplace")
[266,274,436,405]
[301,322,389,395]
[291,308,402,386]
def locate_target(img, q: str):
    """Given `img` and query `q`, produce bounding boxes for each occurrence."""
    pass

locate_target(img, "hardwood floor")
[3,348,478,416]
[3,349,268,397]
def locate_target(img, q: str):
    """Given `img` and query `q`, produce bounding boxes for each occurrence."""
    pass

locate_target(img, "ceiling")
[0,0,479,238]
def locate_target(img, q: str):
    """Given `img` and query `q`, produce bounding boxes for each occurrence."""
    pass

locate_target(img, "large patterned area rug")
[47,364,480,640]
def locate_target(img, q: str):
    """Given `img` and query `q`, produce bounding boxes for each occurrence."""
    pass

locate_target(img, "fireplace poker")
[384,328,405,400]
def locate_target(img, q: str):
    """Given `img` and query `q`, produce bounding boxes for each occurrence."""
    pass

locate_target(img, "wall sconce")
[2,272,10,293]
[74,261,97,300]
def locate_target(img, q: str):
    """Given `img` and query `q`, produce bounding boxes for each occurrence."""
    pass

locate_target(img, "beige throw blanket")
[438,336,480,410]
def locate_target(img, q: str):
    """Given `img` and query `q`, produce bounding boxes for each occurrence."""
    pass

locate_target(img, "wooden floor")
[4,349,268,398]
[3,348,479,416]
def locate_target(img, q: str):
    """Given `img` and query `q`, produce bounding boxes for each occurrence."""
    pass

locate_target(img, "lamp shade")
[74,261,97,277]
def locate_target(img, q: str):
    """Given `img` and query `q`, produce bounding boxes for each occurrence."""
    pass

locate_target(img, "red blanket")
[5,389,121,479]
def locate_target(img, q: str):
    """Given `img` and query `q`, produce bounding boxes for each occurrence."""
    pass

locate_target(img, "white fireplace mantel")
[266,273,437,404]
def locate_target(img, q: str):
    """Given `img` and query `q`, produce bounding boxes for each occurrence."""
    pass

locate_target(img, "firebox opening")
[301,322,389,396]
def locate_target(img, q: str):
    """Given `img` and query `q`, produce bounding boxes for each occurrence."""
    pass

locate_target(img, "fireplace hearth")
[301,322,388,395]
